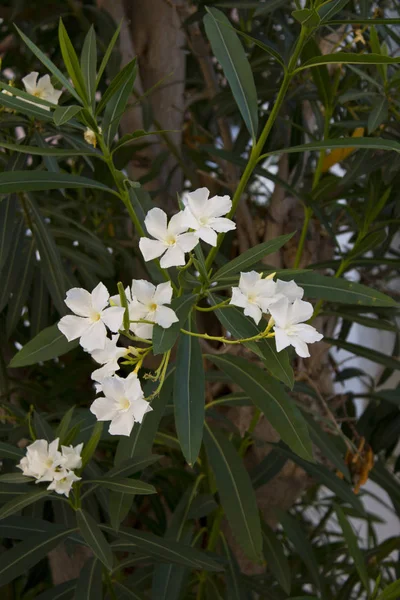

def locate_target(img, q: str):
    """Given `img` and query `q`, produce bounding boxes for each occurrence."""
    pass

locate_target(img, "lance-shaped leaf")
[204,7,258,140]
[0,171,115,195]
[0,489,51,520]
[174,316,205,466]
[326,337,400,371]
[262,522,291,594]
[75,557,102,600]
[80,26,97,107]
[53,105,82,126]
[0,442,24,461]
[297,52,400,71]
[96,57,137,116]
[76,509,113,570]
[153,294,197,355]
[9,324,78,368]
[204,424,263,563]
[207,354,313,461]
[335,504,370,594]
[59,19,88,104]
[86,478,156,495]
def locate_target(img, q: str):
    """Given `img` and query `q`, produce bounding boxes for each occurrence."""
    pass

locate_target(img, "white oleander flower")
[61,443,83,471]
[90,335,128,383]
[182,187,236,246]
[90,374,152,436]
[139,208,198,268]
[22,72,62,109]
[129,280,178,340]
[58,282,125,352]
[274,279,304,304]
[47,468,81,497]
[269,298,323,358]
[230,271,280,325]
[18,438,63,482]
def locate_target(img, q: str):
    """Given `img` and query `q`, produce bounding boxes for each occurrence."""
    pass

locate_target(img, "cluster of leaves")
[0,0,399,599]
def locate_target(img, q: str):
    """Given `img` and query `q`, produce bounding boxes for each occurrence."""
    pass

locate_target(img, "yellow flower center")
[165,235,176,246]
[119,397,130,411]
[45,458,54,468]
[149,303,157,312]
[33,90,45,98]
[199,216,209,226]
[91,312,101,322]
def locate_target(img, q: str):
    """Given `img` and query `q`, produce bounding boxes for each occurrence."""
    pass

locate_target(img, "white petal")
[168,211,189,236]
[124,375,143,400]
[101,376,125,401]
[293,324,323,344]
[131,279,156,305]
[182,206,200,230]
[101,306,125,332]
[91,282,109,313]
[290,299,313,325]
[243,303,262,325]
[239,271,261,294]
[90,334,126,364]
[37,74,53,94]
[274,327,291,352]
[206,194,232,218]
[91,361,120,382]
[133,322,153,340]
[160,245,185,268]
[176,232,198,253]
[109,412,135,436]
[187,187,210,218]
[144,207,168,240]
[269,297,290,328]
[22,72,39,94]
[58,315,90,341]
[154,305,178,329]
[64,288,93,317]
[209,217,236,233]
[80,320,108,351]
[196,226,217,246]
[139,237,166,262]
[275,279,304,303]
[131,398,152,423]
[230,288,248,309]
[47,89,62,105]
[153,281,173,306]
[129,299,150,322]
[90,396,117,421]
[291,337,310,358]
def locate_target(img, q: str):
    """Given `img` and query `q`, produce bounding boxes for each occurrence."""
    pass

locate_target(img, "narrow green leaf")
[9,324,78,368]
[14,24,81,103]
[0,90,54,120]
[220,532,248,599]
[76,508,113,570]
[59,19,88,104]
[0,442,24,460]
[34,411,55,442]
[279,272,397,307]
[348,229,387,260]
[250,450,287,489]
[204,424,263,562]
[303,413,350,481]
[264,137,400,158]
[0,140,96,157]
[6,241,34,337]
[368,97,388,133]
[0,171,115,195]
[335,504,370,594]
[36,580,77,600]
[75,558,102,600]
[80,26,97,106]
[95,22,121,90]
[106,525,222,571]
[174,316,205,466]
[86,478,156,495]
[262,522,291,594]
[376,579,400,600]
[114,582,147,600]
[53,105,82,126]
[318,0,351,22]
[213,234,294,281]
[0,489,50,520]
[0,516,61,539]
[81,422,103,468]
[153,294,197,355]
[298,52,400,71]
[0,528,75,586]
[96,58,137,116]
[302,39,331,107]
[56,406,75,445]
[0,473,32,483]
[107,454,161,478]
[0,217,25,312]
[215,19,284,66]
[0,194,17,271]
[102,63,137,147]
[207,354,313,461]
[204,7,258,140]
[326,337,400,371]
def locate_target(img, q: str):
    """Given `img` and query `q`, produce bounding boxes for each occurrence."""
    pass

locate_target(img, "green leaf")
[87,478,156,495]
[9,324,77,368]
[102,62,137,147]
[318,0,351,22]
[279,512,323,592]
[14,25,81,102]
[303,413,350,481]
[0,171,115,195]
[74,558,102,600]
[376,579,400,600]
[0,140,96,157]
[279,272,397,307]
[260,337,294,390]
[153,294,197,355]
[113,582,147,600]
[264,137,400,159]
[53,105,82,126]
[59,19,89,104]
[0,516,61,540]
[297,52,400,72]
[0,473,33,484]
[368,97,388,133]
[0,527,75,586]
[215,22,284,67]
[6,241,34,337]
[173,316,205,466]
[0,217,25,313]
[0,194,17,272]
[76,508,113,570]
[96,58,137,116]
[204,424,263,563]
[204,7,258,140]
[326,337,400,371]
[250,450,287,489]
[220,532,248,599]
[0,489,51,520]
[292,8,320,27]
[95,22,122,90]
[335,504,370,594]
[212,234,294,281]
[107,454,161,478]
[56,406,75,445]
[106,525,222,571]
[348,229,387,260]
[0,442,24,461]
[35,580,78,600]
[80,26,97,107]
[0,90,54,120]
[81,422,103,468]
[262,522,291,594]
[302,39,331,107]
[207,355,313,461]
[34,411,55,442]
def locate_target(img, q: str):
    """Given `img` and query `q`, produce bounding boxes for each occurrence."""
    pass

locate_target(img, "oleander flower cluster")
[56,187,323,439]
[18,438,82,497]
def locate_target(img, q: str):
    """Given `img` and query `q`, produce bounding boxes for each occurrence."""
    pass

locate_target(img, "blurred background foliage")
[0,0,399,598]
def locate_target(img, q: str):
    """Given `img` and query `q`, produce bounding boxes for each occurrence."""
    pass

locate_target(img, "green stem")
[204,26,309,271]
[195,299,230,312]
[180,328,274,345]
